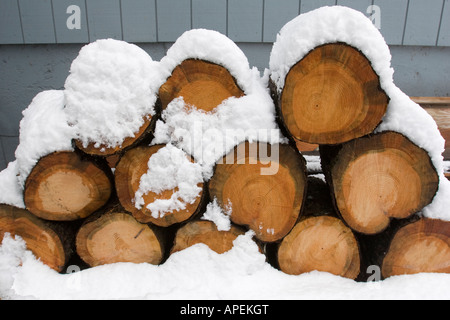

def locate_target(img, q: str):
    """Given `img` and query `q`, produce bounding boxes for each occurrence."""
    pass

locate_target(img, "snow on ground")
[0,6,450,300]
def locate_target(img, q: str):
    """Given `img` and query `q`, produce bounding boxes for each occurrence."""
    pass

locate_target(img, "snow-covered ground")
[1,6,450,300]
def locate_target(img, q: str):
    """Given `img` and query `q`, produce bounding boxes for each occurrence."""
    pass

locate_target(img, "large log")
[0,204,76,272]
[159,59,245,112]
[208,142,308,242]
[76,206,165,267]
[24,151,113,221]
[320,131,440,235]
[273,43,389,145]
[171,220,246,255]
[115,144,206,227]
[276,177,361,279]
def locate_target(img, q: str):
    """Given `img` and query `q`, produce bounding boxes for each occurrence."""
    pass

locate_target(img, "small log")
[320,131,439,235]
[276,178,361,279]
[0,204,76,272]
[76,206,165,267]
[274,43,389,145]
[171,220,246,255]
[159,59,245,112]
[24,151,113,221]
[115,145,206,227]
[208,142,308,242]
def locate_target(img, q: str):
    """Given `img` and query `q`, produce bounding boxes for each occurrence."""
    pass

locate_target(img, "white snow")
[134,144,203,219]
[201,199,232,232]
[64,39,159,150]
[15,90,76,187]
[0,6,449,301]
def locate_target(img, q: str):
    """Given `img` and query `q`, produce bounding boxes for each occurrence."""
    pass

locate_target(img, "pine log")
[320,131,440,235]
[115,145,206,227]
[276,177,361,279]
[75,100,161,157]
[208,142,308,242]
[159,59,245,112]
[76,206,165,267]
[0,204,77,272]
[356,217,450,281]
[24,151,113,221]
[274,43,389,145]
[171,220,246,255]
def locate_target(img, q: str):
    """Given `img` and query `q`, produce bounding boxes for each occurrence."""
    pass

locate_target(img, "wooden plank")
[121,0,157,42]
[438,0,450,46]
[86,0,122,41]
[373,0,408,45]
[336,0,372,14]
[192,0,227,34]
[263,0,299,42]
[19,0,56,44]
[156,0,191,42]
[411,97,450,106]
[52,0,89,43]
[300,0,337,13]
[445,172,450,180]
[403,0,443,46]
[0,0,23,44]
[423,106,450,160]
[228,0,264,42]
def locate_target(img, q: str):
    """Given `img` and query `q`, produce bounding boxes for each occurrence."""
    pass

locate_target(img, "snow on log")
[0,204,76,272]
[320,131,440,235]
[276,177,360,279]
[64,39,161,156]
[24,151,113,221]
[208,142,308,243]
[115,144,206,227]
[76,206,165,267]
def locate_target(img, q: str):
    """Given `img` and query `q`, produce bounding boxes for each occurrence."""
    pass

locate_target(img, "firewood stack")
[1,7,449,282]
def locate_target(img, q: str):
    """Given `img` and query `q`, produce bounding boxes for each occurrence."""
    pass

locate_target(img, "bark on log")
[76,205,165,267]
[171,220,246,255]
[273,43,389,145]
[0,204,77,272]
[24,151,113,221]
[208,142,308,243]
[75,99,161,157]
[159,59,245,112]
[276,177,361,279]
[115,144,207,227]
[320,131,439,235]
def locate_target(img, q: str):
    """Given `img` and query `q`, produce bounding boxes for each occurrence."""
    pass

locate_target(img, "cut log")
[74,100,161,157]
[24,151,113,221]
[208,142,308,242]
[115,145,206,227]
[76,206,164,267]
[171,220,246,255]
[275,43,389,145]
[382,218,450,278]
[0,204,76,272]
[320,131,440,235]
[159,59,245,112]
[277,177,361,279]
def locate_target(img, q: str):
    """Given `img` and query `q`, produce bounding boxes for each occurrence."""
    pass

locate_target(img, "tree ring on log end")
[159,59,245,112]
[280,43,389,145]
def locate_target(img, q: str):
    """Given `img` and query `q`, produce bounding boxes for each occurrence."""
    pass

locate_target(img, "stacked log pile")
[1,7,449,283]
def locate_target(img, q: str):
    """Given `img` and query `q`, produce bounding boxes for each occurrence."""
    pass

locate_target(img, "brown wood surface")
[278,43,388,145]
[159,59,245,112]
[208,142,308,242]
[76,208,164,267]
[115,144,206,227]
[382,218,450,278]
[321,131,439,235]
[24,151,113,221]
[0,204,76,272]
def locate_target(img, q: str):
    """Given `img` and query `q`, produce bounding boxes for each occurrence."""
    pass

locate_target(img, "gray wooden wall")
[1,0,450,170]
[1,0,449,46]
